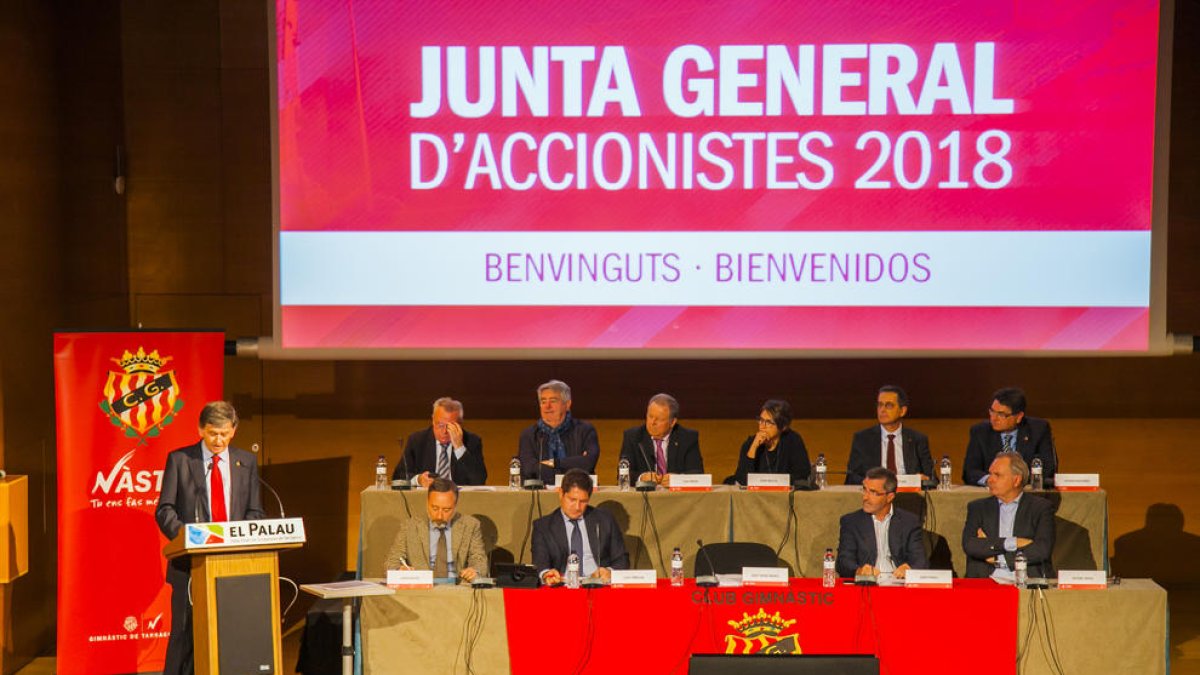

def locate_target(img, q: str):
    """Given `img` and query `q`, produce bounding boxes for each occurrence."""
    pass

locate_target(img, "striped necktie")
[436,443,451,479]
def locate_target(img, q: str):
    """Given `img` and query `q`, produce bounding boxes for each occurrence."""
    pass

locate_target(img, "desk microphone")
[251,444,287,518]
[522,434,545,490]
[634,440,658,491]
[391,436,414,490]
[694,539,718,587]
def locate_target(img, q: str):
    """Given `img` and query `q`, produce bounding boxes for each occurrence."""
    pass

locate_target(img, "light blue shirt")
[560,511,598,576]
[428,521,456,578]
[872,510,895,574]
[202,444,231,520]
[991,494,1022,580]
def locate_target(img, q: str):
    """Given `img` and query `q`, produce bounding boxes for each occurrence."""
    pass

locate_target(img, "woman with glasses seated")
[730,399,812,486]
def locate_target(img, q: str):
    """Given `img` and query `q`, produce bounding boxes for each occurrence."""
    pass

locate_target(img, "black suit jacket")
[733,429,811,485]
[155,442,265,540]
[532,506,629,578]
[846,425,934,485]
[962,493,1056,579]
[392,426,487,485]
[962,417,1058,485]
[836,507,929,578]
[155,441,265,675]
[517,418,600,484]
[619,424,704,477]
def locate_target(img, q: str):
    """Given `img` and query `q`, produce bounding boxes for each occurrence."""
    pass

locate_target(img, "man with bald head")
[962,452,1056,580]
[394,397,486,487]
[619,393,704,485]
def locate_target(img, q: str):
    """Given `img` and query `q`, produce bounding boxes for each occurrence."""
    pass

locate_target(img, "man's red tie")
[210,454,228,522]
[886,434,898,473]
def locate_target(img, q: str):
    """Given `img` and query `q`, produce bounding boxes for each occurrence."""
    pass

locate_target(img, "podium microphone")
[251,443,287,518]
[195,460,213,524]
[694,539,719,587]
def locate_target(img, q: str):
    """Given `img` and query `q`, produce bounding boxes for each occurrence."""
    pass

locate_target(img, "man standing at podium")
[155,401,265,675]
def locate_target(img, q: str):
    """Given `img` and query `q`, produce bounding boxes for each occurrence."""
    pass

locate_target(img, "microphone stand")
[252,443,287,517]
[522,432,545,490]
[391,436,414,490]
[634,439,658,492]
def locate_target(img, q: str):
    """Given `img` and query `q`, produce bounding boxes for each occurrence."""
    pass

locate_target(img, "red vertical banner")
[54,332,225,674]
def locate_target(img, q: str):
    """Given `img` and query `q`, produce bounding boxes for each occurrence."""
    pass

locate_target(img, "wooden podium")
[164,518,305,675]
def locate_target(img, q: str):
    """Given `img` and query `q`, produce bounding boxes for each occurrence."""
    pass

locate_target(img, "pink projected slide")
[276,0,1159,352]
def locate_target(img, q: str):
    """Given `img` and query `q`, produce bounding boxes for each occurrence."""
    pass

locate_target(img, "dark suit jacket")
[619,424,704,477]
[962,493,1056,579]
[532,506,629,578]
[962,417,1058,485]
[155,442,265,540]
[733,429,811,485]
[392,426,487,485]
[155,441,265,675]
[836,507,929,578]
[518,418,600,484]
[846,425,934,485]
[383,512,488,576]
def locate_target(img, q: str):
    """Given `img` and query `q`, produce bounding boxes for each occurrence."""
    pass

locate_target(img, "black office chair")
[692,542,778,576]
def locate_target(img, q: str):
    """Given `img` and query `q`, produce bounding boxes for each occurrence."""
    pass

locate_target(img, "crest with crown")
[99,346,183,441]
[724,608,803,654]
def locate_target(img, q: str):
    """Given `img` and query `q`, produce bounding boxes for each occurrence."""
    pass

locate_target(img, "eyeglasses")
[987,408,1015,419]
[862,487,893,497]
[756,418,777,427]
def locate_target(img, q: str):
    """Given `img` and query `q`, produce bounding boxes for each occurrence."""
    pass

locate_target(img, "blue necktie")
[570,519,584,562]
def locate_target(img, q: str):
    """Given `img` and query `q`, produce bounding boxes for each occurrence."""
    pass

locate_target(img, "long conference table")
[353,486,1166,674]
[358,579,1167,674]
[359,485,1108,579]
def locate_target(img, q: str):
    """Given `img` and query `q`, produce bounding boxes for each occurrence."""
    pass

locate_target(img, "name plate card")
[1057,570,1107,590]
[746,474,791,491]
[386,569,434,589]
[1054,474,1100,491]
[184,517,306,550]
[553,474,599,489]
[905,569,953,588]
[741,567,788,587]
[896,474,923,493]
[610,569,657,588]
[669,474,712,492]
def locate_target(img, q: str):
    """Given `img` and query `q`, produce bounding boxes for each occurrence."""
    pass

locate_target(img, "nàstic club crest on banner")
[724,608,803,654]
[99,347,184,443]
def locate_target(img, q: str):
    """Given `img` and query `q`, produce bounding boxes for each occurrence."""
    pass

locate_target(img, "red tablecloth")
[505,578,1016,675]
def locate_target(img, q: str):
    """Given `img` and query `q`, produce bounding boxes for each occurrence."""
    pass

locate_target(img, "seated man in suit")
[518,380,600,485]
[619,393,704,487]
[533,469,628,584]
[836,467,928,579]
[845,385,934,485]
[962,452,1056,580]
[384,478,488,582]
[393,397,487,487]
[963,387,1058,486]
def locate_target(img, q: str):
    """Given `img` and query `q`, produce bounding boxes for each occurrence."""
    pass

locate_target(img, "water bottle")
[822,548,836,587]
[939,455,952,491]
[565,552,581,589]
[374,455,389,490]
[670,547,684,586]
[509,456,522,490]
[1030,458,1044,491]
[1014,550,1028,589]
[814,454,827,489]
[618,457,631,491]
